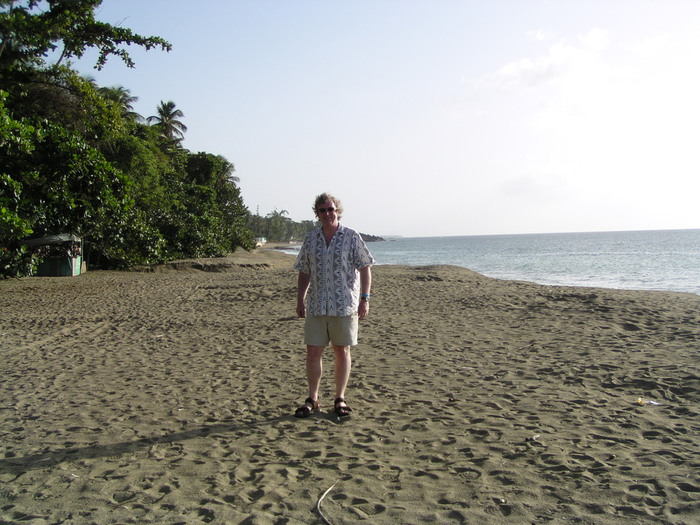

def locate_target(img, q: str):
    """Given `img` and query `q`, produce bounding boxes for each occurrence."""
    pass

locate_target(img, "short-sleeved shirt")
[294,225,375,316]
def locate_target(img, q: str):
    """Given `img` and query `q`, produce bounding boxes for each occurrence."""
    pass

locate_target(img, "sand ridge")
[1,249,699,523]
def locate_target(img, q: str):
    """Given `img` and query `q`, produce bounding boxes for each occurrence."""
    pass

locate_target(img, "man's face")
[317,199,338,227]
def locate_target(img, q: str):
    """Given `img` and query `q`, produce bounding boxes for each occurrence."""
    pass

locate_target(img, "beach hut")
[23,233,84,276]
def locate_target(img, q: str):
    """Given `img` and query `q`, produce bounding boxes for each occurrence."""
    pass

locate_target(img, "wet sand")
[1,248,699,524]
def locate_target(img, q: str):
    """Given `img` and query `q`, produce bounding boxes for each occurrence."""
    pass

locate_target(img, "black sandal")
[294,397,319,418]
[334,397,352,418]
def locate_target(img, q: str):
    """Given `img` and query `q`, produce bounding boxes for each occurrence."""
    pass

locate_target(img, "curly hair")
[313,192,343,219]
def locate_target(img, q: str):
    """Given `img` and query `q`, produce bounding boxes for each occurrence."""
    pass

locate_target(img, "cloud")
[579,28,609,51]
[468,51,565,91]
[469,28,610,91]
[526,30,550,42]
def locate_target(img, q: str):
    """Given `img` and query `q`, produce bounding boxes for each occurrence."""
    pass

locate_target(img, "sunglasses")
[317,207,336,213]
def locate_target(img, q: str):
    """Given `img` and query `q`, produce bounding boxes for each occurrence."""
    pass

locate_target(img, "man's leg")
[333,345,352,401]
[306,345,325,402]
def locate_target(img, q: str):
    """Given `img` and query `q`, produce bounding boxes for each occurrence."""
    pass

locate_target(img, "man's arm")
[358,266,372,320]
[297,271,310,318]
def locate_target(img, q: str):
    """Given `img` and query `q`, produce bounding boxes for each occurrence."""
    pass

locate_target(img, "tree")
[245,210,317,242]
[147,100,187,142]
[182,152,254,254]
[0,90,37,276]
[0,1,258,277]
[0,0,171,75]
[218,158,240,186]
[0,90,163,272]
[98,85,142,122]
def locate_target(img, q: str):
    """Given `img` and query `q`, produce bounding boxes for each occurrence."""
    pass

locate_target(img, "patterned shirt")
[294,225,375,316]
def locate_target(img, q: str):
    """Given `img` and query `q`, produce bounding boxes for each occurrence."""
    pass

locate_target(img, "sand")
[1,248,699,524]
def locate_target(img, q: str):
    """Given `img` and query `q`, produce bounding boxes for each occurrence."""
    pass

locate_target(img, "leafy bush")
[0,3,256,278]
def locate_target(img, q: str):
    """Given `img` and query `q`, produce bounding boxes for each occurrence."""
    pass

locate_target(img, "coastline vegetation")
[0,0,257,278]
[246,209,318,244]
[245,209,385,244]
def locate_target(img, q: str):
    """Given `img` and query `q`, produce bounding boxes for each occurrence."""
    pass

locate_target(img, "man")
[293,193,374,418]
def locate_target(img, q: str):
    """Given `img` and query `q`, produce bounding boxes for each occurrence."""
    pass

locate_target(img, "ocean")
[283,229,700,296]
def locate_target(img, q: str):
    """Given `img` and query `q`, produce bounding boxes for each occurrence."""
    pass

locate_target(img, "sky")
[71,0,700,237]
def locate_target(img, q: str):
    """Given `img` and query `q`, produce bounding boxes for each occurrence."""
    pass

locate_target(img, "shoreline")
[348,231,700,297]
[1,251,698,523]
[260,244,700,297]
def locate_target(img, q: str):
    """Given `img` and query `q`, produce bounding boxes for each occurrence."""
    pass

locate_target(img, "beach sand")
[1,248,699,524]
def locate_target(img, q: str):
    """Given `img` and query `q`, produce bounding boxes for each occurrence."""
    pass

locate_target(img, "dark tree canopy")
[147,100,187,142]
[0,0,171,74]
[0,1,256,278]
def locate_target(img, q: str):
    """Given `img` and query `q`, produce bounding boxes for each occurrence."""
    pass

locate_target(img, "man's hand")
[297,272,310,318]
[358,300,369,320]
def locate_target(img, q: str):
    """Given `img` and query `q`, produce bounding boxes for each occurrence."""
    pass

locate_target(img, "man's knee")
[307,345,325,357]
[333,345,351,356]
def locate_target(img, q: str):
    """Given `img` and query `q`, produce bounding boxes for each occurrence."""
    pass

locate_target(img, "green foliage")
[2,66,125,154]
[172,152,254,257]
[0,2,256,278]
[147,100,187,143]
[247,209,317,243]
[1,93,159,273]
[88,206,166,269]
[0,91,38,275]
[98,85,142,122]
[0,0,171,73]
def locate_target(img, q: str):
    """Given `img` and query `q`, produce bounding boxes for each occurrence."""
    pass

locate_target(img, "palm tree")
[98,86,143,122]
[219,158,240,186]
[266,209,291,242]
[147,100,187,141]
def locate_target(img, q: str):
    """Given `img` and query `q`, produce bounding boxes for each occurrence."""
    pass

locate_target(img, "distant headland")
[360,233,385,242]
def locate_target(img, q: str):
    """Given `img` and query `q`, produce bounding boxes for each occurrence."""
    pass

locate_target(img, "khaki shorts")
[304,314,359,347]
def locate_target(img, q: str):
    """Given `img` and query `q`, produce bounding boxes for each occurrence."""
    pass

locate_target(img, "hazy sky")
[72,0,700,237]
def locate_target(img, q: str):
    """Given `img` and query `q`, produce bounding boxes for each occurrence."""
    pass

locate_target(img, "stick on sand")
[316,481,338,525]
